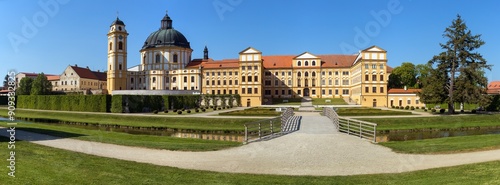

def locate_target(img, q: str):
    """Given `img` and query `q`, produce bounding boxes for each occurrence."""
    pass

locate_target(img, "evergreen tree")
[30,73,53,95]
[2,75,9,90]
[424,15,491,113]
[17,77,33,95]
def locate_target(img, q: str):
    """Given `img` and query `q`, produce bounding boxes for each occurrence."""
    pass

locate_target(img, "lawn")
[379,134,500,154]
[336,107,412,116]
[360,114,500,131]
[0,121,241,151]
[312,98,348,105]
[0,109,260,131]
[219,107,282,116]
[271,98,302,105]
[425,102,478,110]
[1,137,500,184]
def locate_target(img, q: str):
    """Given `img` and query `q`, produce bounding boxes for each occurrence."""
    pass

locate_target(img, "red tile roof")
[318,55,357,68]
[46,75,60,81]
[187,59,239,69]
[262,55,295,69]
[487,81,500,94]
[386,66,394,73]
[388,88,421,94]
[71,66,107,81]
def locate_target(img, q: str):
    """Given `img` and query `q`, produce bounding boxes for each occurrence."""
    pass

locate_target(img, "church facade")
[107,12,393,107]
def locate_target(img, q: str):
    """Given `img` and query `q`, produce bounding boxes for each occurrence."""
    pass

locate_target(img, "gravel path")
[2,112,500,176]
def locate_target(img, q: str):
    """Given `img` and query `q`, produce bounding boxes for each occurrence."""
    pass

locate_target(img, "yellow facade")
[107,18,128,94]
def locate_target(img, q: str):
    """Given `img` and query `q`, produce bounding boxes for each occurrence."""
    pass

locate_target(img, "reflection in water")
[377,127,500,142]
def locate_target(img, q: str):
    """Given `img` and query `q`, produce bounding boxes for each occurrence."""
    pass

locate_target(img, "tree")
[423,15,491,114]
[17,77,33,95]
[388,62,417,88]
[415,63,433,88]
[2,75,9,90]
[30,73,52,95]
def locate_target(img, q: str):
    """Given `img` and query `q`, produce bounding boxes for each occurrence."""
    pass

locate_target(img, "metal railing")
[323,107,377,142]
[244,107,294,143]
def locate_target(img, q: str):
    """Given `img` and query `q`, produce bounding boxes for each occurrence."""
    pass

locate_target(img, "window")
[242,88,246,94]
[242,77,246,82]
[312,61,316,66]
[229,71,232,75]
[173,54,178,63]
[119,64,122,70]
[206,80,210,85]
[365,87,369,93]
[335,89,339,95]
[191,76,195,83]
[342,89,349,95]
[152,77,156,83]
[372,64,377,69]
[297,79,301,87]
[372,75,377,81]
[312,79,316,87]
[380,87,384,93]
[223,72,226,76]
[212,72,215,76]
[365,75,369,81]
[329,71,332,75]
[206,72,210,76]
[288,72,292,76]
[139,78,142,83]
[109,42,112,50]
[335,71,339,75]
[229,90,232,94]
[275,80,279,86]
[241,66,246,70]
[184,87,187,90]
[229,80,232,85]
[172,77,176,82]
[235,80,238,85]
[248,88,252,94]
[305,61,309,66]
[328,79,332,85]
[312,90,316,95]
[156,54,161,63]
[365,64,369,69]
[380,75,384,81]
[223,80,226,85]
[297,61,301,66]
[282,90,285,95]
[183,76,187,83]
[165,77,169,83]
[217,90,221,94]
[416,99,420,104]
[265,80,271,86]
[342,71,349,75]
[212,80,215,85]
[275,90,278,95]
[312,72,316,77]
[235,72,238,75]
[407,99,411,105]
[321,80,325,85]
[218,72,221,76]
[329,89,332,95]
[322,89,325,95]
[282,72,285,76]
[372,87,377,93]
[212,90,215,94]
[297,72,301,77]
[288,90,292,95]
[143,56,146,63]
[335,80,339,85]
[247,76,252,82]
[265,71,272,76]
[217,80,220,85]
[254,76,258,82]
[322,71,325,76]
[342,80,349,85]
[265,90,271,95]
[305,72,309,77]
[235,90,238,94]
[298,90,301,95]
[118,41,123,50]
[288,80,292,86]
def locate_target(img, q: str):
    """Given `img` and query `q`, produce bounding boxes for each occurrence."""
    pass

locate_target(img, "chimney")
[86,66,89,69]
[75,64,78,67]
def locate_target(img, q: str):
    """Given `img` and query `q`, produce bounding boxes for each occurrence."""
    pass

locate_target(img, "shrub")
[439,109,445,113]
[472,109,477,113]
[460,109,464,113]
[431,108,436,113]
[405,106,410,110]
[195,109,199,113]
[177,110,182,114]
[400,106,404,109]
[213,108,217,111]
[164,110,169,113]
[422,106,426,109]
[153,110,158,114]
[416,106,420,109]
[187,110,191,113]
[424,108,428,112]
[202,109,206,112]
[395,106,399,109]
[391,105,395,108]
[410,106,415,110]
[218,107,222,110]
[173,109,177,112]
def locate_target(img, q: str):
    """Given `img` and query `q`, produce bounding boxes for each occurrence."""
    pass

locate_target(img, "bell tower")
[107,17,128,94]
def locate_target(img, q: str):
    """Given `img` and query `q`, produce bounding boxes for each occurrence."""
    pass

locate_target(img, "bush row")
[17,95,111,112]
[111,95,204,113]
[0,96,8,105]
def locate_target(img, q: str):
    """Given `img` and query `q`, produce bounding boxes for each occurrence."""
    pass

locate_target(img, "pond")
[376,127,500,142]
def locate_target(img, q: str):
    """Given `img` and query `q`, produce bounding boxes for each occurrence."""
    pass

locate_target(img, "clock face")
[119,35,123,40]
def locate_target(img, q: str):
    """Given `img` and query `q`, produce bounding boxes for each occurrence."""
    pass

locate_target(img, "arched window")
[172,77,177,83]
[297,72,302,77]
[305,61,309,66]
[297,61,301,66]
[143,56,146,63]
[312,60,316,66]
[119,64,122,70]
[152,77,156,83]
[191,76,195,82]
[183,76,187,83]
[173,54,178,63]
[109,65,111,70]
[305,72,309,77]
[131,78,134,83]
[109,42,112,50]
[118,41,123,50]
[155,54,161,63]
[312,72,316,77]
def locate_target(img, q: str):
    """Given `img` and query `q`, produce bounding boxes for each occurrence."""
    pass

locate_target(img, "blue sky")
[1,0,499,82]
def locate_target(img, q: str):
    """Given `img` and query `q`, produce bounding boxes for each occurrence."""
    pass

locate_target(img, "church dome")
[142,13,190,49]
[111,17,125,26]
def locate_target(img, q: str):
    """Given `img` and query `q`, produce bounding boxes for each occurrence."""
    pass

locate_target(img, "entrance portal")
[246,99,251,107]
[303,88,309,97]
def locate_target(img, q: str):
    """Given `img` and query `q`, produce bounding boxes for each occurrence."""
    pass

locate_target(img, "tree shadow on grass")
[0,127,85,142]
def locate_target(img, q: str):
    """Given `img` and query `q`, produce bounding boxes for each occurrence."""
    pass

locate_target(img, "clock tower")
[107,17,128,94]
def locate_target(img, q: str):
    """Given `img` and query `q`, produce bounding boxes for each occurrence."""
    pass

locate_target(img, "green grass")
[380,134,500,154]
[0,109,261,131]
[425,103,478,110]
[2,137,500,184]
[271,98,302,105]
[336,108,412,116]
[360,114,500,131]
[0,121,241,151]
[312,98,348,105]
[219,107,282,116]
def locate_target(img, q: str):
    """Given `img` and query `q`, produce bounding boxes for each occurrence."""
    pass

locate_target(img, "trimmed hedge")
[0,96,8,105]
[111,95,201,113]
[17,95,111,112]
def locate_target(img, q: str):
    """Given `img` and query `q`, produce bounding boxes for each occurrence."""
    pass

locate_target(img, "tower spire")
[161,10,172,29]
[203,46,209,60]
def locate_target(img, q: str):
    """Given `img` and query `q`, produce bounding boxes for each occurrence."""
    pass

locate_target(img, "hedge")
[0,96,8,105]
[17,95,111,112]
[110,95,201,113]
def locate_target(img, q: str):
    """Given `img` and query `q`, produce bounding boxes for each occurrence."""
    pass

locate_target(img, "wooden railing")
[323,107,377,142]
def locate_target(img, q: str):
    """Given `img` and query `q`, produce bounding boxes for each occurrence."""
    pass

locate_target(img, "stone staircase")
[298,97,315,111]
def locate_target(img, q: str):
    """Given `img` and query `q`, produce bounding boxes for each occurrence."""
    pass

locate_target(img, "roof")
[386,66,394,73]
[318,55,357,68]
[262,55,295,69]
[18,72,39,77]
[487,81,500,94]
[142,13,190,49]
[111,17,125,26]
[200,59,240,69]
[46,75,60,81]
[388,88,421,94]
[70,66,107,81]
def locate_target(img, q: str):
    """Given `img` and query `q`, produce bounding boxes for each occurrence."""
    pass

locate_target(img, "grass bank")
[312,98,347,105]
[219,107,282,116]
[336,107,412,116]
[0,109,260,131]
[1,137,500,184]
[0,121,241,151]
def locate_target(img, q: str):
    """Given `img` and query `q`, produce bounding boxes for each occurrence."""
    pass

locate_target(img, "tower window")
[118,26,122,31]
[155,54,161,63]
[143,56,146,63]
[173,54,178,63]
[119,64,122,70]
[109,42,112,50]
[118,41,123,50]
